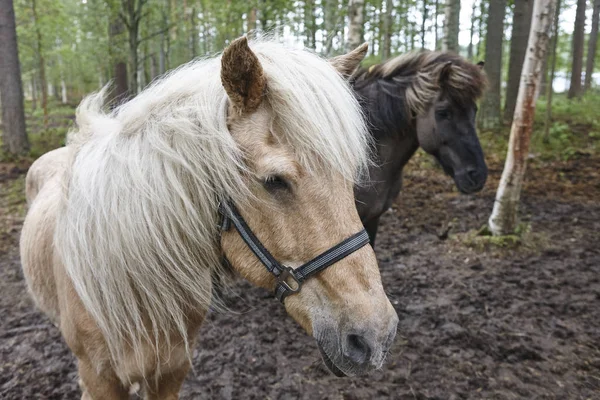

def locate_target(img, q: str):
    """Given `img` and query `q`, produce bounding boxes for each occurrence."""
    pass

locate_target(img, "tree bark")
[504,0,534,123]
[382,0,393,59]
[434,0,439,50]
[477,0,487,59]
[0,0,29,154]
[421,0,428,50]
[109,17,129,104]
[468,0,477,59]
[443,0,460,52]
[346,0,364,51]
[248,7,257,38]
[31,0,48,129]
[30,75,37,111]
[584,0,600,92]
[567,0,586,99]
[304,0,317,49]
[489,0,557,236]
[544,0,561,143]
[479,0,507,130]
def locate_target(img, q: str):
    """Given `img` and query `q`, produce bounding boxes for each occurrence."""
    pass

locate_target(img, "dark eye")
[436,109,452,119]
[263,175,290,192]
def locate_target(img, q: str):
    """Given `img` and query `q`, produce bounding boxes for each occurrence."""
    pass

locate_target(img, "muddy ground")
[1,154,599,399]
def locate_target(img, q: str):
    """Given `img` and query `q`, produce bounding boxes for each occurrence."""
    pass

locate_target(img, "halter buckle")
[276,265,302,294]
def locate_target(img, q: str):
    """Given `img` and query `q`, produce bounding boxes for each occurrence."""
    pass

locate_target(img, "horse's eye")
[436,109,451,119]
[263,175,290,192]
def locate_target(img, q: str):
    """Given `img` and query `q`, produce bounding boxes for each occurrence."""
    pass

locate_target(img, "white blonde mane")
[55,39,369,375]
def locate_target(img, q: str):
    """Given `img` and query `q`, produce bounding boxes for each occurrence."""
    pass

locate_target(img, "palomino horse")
[351,51,488,245]
[20,38,398,399]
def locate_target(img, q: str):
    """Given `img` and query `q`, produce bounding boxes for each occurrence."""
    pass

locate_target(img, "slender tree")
[468,0,477,59]
[479,0,507,129]
[567,0,586,98]
[346,0,365,51]
[31,0,48,128]
[504,0,534,123]
[544,0,562,143]
[584,0,600,92]
[109,16,129,104]
[442,0,460,52]
[382,0,393,59]
[0,0,29,154]
[420,0,428,49]
[489,0,557,236]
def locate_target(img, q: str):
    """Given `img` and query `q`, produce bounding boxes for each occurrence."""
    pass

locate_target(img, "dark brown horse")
[352,51,488,245]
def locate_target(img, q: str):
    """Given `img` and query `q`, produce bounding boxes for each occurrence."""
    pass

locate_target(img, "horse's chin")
[318,344,347,377]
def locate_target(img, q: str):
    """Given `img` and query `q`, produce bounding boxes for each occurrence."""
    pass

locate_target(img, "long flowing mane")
[352,50,487,134]
[55,40,369,374]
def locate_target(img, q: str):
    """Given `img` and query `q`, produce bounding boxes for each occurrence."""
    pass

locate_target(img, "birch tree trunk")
[442,0,460,52]
[489,0,557,236]
[584,0,600,92]
[0,0,29,154]
[346,0,364,51]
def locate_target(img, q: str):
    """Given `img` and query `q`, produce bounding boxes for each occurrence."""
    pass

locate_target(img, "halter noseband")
[219,201,370,302]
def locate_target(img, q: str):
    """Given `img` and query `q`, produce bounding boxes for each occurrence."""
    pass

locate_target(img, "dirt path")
[1,156,599,399]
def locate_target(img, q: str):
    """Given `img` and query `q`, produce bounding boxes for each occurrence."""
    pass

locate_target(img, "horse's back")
[20,147,71,323]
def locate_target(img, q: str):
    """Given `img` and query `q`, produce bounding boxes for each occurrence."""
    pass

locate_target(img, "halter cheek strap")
[219,201,370,302]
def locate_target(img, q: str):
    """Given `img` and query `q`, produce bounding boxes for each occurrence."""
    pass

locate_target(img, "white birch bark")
[489,0,558,236]
[346,0,364,52]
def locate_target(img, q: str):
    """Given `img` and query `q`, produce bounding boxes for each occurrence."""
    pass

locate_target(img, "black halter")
[219,201,370,302]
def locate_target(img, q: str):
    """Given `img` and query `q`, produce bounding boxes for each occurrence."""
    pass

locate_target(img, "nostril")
[466,167,479,182]
[345,334,372,366]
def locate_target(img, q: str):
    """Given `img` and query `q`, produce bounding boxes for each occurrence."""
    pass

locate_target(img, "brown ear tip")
[357,43,369,52]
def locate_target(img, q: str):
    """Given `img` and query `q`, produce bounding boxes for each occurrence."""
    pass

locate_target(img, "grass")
[478,91,600,164]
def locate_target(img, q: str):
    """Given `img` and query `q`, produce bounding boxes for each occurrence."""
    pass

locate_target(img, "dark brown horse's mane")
[351,50,487,134]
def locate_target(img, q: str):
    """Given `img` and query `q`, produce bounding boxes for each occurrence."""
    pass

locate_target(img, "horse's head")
[219,38,398,377]
[416,60,488,194]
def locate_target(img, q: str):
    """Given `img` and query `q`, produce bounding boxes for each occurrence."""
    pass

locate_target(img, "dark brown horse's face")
[416,94,487,194]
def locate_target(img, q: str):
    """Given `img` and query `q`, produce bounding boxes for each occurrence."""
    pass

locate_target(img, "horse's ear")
[439,61,453,85]
[477,61,485,69]
[329,43,369,78]
[221,37,266,115]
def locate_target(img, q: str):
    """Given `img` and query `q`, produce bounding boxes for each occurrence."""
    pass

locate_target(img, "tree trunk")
[468,0,477,59]
[477,0,487,59]
[544,0,561,143]
[30,75,37,111]
[479,0,507,130]
[0,0,29,154]
[489,0,557,236]
[421,0,428,50]
[346,0,364,51]
[567,0,586,99]
[443,0,460,52]
[31,0,48,129]
[109,17,129,104]
[248,7,257,38]
[304,0,317,49]
[584,0,600,92]
[434,0,439,50]
[190,7,198,57]
[382,0,393,59]
[503,0,534,123]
